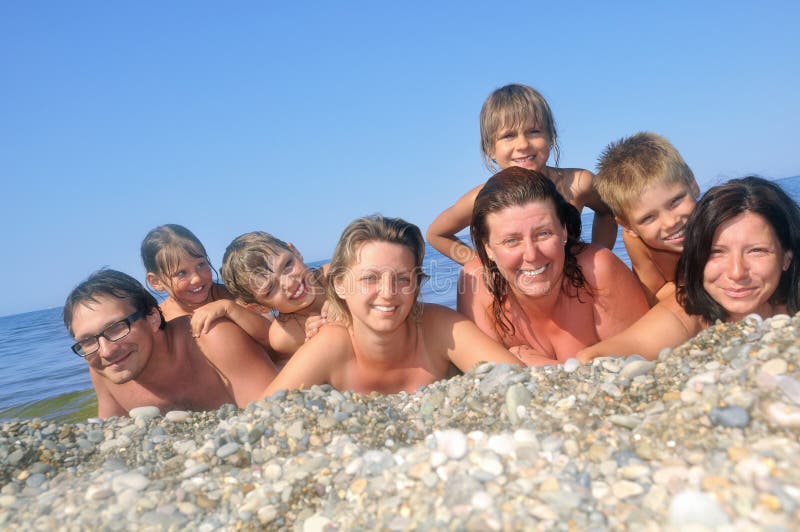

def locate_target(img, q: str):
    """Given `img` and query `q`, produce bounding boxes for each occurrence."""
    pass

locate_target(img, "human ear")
[333,275,347,298]
[146,273,165,292]
[146,308,161,331]
[783,250,793,271]
[617,217,638,238]
[484,244,494,263]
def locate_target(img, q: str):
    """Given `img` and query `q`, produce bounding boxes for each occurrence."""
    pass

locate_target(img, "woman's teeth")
[520,265,546,276]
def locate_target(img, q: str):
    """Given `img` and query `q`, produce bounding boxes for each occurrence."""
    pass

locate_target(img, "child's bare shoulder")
[269,315,305,356]
[624,232,680,281]
[544,167,594,203]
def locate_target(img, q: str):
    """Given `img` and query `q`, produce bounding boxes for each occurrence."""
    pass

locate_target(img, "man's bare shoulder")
[159,298,188,321]
[196,318,260,357]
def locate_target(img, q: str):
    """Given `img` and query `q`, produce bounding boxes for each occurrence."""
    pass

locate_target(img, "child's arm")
[268,317,307,359]
[190,299,272,349]
[622,231,669,306]
[303,301,330,340]
[426,185,482,265]
[576,170,617,250]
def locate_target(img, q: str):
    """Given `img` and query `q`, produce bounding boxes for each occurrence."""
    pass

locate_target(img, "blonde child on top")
[220,231,329,367]
[427,83,617,265]
[141,224,273,350]
[594,132,700,306]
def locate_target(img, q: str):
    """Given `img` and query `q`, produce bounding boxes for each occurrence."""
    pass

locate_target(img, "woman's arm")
[261,325,350,398]
[577,298,701,362]
[456,257,502,341]
[424,304,522,370]
[426,185,482,265]
[622,230,670,306]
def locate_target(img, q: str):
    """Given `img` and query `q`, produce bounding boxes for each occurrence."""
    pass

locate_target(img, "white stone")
[434,429,468,460]
[129,406,161,420]
[668,490,730,528]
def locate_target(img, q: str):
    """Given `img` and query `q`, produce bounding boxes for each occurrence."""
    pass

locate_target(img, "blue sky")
[1,1,798,317]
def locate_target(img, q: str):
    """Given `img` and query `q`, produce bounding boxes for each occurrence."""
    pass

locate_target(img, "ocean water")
[2,175,797,423]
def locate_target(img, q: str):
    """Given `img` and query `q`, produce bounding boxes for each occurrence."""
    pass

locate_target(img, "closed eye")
[669,193,687,208]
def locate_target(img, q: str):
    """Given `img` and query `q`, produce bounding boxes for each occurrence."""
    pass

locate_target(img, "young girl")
[427,83,617,264]
[141,224,272,351]
[262,215,520,397]
[220,231,329,365]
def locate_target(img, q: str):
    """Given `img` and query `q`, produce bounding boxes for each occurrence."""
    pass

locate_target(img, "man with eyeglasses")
[64,268,278,419]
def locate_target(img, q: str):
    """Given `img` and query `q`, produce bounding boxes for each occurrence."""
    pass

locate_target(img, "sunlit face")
[703,212,792,321]
[622,180,699,253]
[334,241,418,333]
[249,247,319,313]
[483,200,568,300]
[70,296,157,384]
[489,119,551,171]
[150,250,213,307]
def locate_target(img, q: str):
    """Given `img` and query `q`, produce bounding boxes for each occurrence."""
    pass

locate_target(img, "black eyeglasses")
[71,309,146,357]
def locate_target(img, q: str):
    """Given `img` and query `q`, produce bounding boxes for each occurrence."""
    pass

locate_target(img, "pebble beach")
[1,313,799,531]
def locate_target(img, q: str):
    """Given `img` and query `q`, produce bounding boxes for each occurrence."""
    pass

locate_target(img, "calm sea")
[2,175,798,423]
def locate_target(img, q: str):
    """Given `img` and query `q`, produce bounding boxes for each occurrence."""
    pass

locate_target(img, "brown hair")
[470,167,587,337]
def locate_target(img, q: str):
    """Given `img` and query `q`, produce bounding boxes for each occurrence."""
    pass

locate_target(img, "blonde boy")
[595,132,699,305]
[221,232,329,365]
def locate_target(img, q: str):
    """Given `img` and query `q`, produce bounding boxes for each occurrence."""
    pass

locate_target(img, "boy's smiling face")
[621,180,700,253]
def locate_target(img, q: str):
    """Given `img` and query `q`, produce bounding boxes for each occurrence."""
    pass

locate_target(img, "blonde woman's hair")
[327,214,428,325]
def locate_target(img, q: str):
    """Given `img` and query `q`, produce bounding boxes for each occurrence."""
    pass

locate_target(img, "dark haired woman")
[460,166,649,365]
[579,176,799,362]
